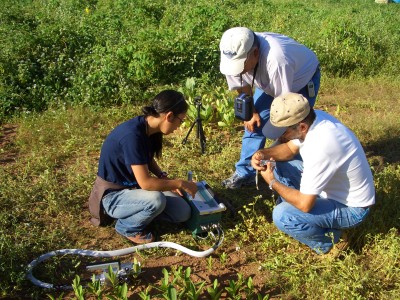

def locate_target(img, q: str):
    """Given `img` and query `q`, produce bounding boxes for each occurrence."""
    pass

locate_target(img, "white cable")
[26,227,224,289]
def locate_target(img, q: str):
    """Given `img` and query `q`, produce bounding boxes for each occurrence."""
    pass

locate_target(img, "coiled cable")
[26,225,224,289]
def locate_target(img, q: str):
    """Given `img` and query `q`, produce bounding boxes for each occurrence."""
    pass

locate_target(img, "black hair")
[288,108,316,131]
[142,90,188,158]
[302,108,316,126]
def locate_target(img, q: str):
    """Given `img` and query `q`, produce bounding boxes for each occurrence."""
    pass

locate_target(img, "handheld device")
[256,160,276,190]
[260,159,276,168]
[307,81,316,98]
[234,93,253,121]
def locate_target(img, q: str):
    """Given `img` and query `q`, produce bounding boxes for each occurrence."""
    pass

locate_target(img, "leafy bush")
[1,0,400,121]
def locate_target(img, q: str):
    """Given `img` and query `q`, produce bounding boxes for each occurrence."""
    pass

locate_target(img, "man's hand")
[244,112,261,132]
[251,150,266,170]
[252,151,276,183]
[260,158,276,185]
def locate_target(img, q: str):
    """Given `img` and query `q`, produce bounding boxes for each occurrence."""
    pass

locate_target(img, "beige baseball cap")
[219,27,254,75]
[262,93,310,139]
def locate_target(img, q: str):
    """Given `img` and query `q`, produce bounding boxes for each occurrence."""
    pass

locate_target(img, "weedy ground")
[1,77,399,299]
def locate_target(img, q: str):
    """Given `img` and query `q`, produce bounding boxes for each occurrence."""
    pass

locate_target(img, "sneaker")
[221,172,256,189]
[335,231,350,251]
[325,241,350,259]
[125,231,155,244]
[320,231,350,259]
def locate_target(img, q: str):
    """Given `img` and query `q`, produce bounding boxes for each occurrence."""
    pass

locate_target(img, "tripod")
[182,96,206,154]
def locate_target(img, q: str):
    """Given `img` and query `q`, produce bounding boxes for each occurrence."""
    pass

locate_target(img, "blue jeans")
[235,67,321,178]
[272,158,370,254]
[102,189,191,238]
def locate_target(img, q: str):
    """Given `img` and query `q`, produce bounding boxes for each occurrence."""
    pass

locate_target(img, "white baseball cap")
[219,27,254,75]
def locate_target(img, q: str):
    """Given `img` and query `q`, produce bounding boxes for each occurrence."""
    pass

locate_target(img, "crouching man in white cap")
[251,93,375,254]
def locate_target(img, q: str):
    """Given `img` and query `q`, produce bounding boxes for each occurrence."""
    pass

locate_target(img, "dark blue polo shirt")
[97,116,154,188]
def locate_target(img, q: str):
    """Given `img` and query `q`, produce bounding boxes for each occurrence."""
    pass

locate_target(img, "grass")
[1,76,399,299]
[2,0,400,120]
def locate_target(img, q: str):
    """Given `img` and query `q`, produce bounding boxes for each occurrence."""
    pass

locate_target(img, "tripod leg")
[182,120,197,144]
[182,101,207,153]
[196,118,200,139]
[197,119,206,154]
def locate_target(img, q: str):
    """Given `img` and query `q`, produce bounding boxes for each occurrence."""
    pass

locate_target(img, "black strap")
[240,63,258,95]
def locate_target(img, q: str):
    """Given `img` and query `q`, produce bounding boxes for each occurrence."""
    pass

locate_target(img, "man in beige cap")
[219,27,320,189]
[251,93,375,254]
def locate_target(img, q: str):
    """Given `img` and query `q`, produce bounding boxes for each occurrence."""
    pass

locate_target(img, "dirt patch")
[130,243,277,297]
[0,124,18,165]
[68,213,279,298]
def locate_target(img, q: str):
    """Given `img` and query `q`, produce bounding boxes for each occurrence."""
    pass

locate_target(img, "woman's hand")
[177,180,198,198]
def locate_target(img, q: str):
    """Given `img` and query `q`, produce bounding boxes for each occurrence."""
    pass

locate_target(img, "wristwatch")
[269,179,277,190]
[158,171,168,178]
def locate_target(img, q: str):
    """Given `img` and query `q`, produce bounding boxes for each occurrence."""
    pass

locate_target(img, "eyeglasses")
[175,115,184,124]
[283,123,299,136]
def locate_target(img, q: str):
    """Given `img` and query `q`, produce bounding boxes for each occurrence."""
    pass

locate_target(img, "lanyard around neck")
[240,63,259,94]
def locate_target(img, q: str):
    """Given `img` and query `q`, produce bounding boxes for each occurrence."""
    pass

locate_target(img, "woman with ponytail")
[88,90,197,244]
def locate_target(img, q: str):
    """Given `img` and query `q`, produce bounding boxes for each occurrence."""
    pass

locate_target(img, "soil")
[0,124,18,165]
[75,219,279,299]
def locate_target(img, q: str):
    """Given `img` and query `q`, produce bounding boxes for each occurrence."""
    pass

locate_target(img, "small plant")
[179,77,214,129]
[219,252,228,265]
[225,273,244,299]
[185,280,206,300]
[206,256,213,272]
[47,293,64,300]
[150,266,208,299]
[165,286,178,300]
[111,283,129,300]
[153,268,178,298]
[335,104,348,116]
[257,294,270,300]
[178,267,206,300]
[131,257,142,279]
[243,276,256,299]
[207,279,223,300]
[232,195,271,242]
[72,275,85,300]
[105,265,119,288]
[86,274,103,300]
[138,286,152,300]
[213,86,236,130]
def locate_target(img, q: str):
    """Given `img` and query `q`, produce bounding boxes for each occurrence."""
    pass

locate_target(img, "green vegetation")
[1,0,400,121]
[1,0,399,299]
